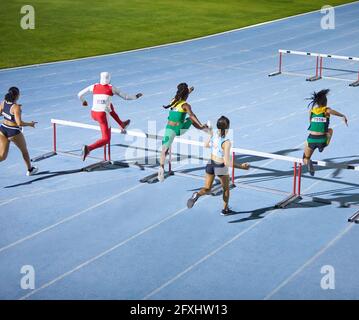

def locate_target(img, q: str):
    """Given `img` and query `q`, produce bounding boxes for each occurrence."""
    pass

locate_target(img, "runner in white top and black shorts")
[187,116,249,215]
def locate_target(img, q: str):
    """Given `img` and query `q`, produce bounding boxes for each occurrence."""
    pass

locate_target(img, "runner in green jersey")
[158,83,208,182]
[304,89,348,176]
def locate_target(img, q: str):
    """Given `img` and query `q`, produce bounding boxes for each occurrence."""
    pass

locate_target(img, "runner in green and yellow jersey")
[304,89,348,176]
[158,83,208,182]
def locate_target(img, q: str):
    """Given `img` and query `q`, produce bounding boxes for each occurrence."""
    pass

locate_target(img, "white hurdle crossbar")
[44,118,359,212]
[269,49,359,87]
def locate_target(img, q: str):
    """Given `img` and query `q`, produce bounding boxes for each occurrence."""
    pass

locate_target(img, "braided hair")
[4,87,20,103]
[307,89,330,108]
[217,116,230,138]
[163,83,190,109]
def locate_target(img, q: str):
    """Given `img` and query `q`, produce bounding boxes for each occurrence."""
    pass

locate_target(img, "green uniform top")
[308,106,330,134]
[167,100,187,123]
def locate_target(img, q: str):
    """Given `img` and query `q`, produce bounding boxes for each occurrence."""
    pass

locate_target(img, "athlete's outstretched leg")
[109,103,130,132]
[187,173,215,208]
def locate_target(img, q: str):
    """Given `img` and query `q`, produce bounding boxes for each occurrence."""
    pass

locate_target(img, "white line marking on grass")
[263,223,355,300]
[1,1,358,72]
[19,196,207,300]
[0,183,145,254]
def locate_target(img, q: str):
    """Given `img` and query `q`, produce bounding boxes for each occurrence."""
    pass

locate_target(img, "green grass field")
[0,0,355,68]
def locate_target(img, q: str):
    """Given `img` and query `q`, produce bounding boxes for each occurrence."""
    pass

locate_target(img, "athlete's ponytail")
[217,116,230,138]
[307,89,330,108]
[4,87,20,103]
[163,83,190,109]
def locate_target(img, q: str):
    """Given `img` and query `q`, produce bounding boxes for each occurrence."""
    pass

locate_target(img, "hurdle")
[269,49,359,87]
[33,119,359,220]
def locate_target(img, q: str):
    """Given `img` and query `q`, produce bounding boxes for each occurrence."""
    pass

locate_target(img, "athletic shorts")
[307,134,327,152]
[206,160,229,176]
[0,124,22,138]
[162,118,192,148]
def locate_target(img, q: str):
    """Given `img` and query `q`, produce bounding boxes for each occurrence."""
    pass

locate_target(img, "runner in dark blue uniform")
[0,87,38,176]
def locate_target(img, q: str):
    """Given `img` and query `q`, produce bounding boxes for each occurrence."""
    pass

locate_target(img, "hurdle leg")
[307,56,322,82]
[274,162,302,209]
[293,162,297,195]
[297,164,302,196]
[319,57,323,79]
[349,67,359,87]
[348,209,359,223]
[268,52,283,77]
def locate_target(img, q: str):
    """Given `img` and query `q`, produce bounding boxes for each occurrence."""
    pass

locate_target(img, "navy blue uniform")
[0,101,22,138]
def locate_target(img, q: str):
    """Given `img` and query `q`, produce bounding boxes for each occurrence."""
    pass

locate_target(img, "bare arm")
[12,104,37,127]
[327,107,348,126]
[183,103,205,129]
[112,86,142,100]
[223,140,250,170]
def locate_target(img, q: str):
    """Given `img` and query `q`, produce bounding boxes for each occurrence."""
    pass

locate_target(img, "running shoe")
[221,208,234,216]
[158,166,165,182]
[187,192,199,209]
[82,145,90,161]
[307,159,315,176]
[121,120,131,134]
[26,166,38,176]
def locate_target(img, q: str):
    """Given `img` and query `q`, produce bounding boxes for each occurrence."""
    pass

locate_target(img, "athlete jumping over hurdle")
[0,87,38,176]
[187,116,249,215]
[78,72,143,161]
[304,89,348,176]
[158,83,209,182]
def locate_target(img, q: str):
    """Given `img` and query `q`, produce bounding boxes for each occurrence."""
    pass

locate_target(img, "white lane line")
[142,169,336,299]
[263,223,355,300]
[19,196,207,300]
[0,183,145,254]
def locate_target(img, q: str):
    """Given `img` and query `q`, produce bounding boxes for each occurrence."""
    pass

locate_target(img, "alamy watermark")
[320,265,335,290]
[20,5,35,30]
[20,265,35,290]
[321,5,335,30]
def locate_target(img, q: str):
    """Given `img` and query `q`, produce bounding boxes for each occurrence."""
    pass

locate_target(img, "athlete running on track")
[78,72,143,160]
[304,89,348,176]
[158,83,209,182]
[187,116,249,215]
[0,87,38,176]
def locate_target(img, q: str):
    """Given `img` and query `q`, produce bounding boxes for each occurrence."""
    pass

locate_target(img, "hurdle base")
[349,80,359,87]
[348,210,359,223]
[31,151,57,163]
[268,72,281,77]
[275,194,302,209]
[306,76,322,82]
[82,161,111,172]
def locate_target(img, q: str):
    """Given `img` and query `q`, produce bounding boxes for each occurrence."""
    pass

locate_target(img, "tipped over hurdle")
[269,49,359,87]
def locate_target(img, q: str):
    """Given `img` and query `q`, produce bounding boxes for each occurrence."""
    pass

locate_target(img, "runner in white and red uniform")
[77,72,143,160]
